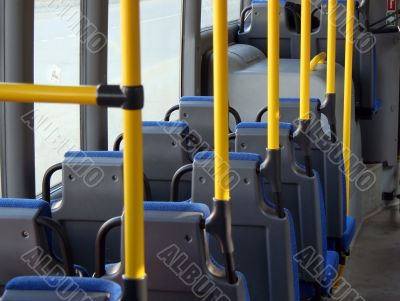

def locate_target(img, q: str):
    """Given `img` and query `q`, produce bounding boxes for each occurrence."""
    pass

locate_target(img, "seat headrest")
[180,96,213,103]
[0,198,51,217]
[194,151,262,163]
[251,0,347,4]
[5,276,122,301]
[65,151,122,159]
[142,121,189,134]
[236,122,293,131]
[144,201,210,218]
[280,97,320,104]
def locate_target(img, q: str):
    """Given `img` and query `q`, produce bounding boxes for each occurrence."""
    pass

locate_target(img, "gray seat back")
[52,151,124,273]
[143,121,192,201]
[235,123,326,282]
[0,199,56,289]
[191,152,299,301]
[239,0,300,57]
[280,98,320,123]
[104,202,250,301]
[293,123,346,239]
[179,96,214,149]
[278,98,332,138]
[258,98,345,238]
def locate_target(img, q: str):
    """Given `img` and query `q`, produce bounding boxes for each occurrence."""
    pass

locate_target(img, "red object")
[388,0,396,11]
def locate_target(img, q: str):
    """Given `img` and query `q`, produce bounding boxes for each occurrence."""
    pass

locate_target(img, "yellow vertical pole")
[326,0,337,94]
[211,0,237,284]
[121,0,145,281]
[299,0,311,120]
[343,0,355,214]
[213,0,230,201]
[267,0,280,150]
[264,0,285,218]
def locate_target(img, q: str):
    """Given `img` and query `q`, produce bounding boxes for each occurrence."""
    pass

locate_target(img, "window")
[107,0,183,149]
[201,0,242,29]
[34,0,81,193]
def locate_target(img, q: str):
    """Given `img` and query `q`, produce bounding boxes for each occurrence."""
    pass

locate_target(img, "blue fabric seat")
[335,171,357,253]
[342,216,356,251]
[324,251,340,286]
[2,276,122,301]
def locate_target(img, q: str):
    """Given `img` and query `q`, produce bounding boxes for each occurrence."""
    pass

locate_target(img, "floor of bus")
[339,202,400,301]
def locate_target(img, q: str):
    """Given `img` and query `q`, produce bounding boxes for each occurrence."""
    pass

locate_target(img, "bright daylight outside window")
[201,0,241,28]
[34,0,81,193]
[108,0,182,148]
[32,0,239,192]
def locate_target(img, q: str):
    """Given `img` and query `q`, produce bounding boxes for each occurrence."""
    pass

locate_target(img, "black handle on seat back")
[113,133,123,151]
[144,173,153,201]
[255,106,268,122]
[94,216,122,278]
[164,104,180,121]
[228,107,241,125]
[170,164,193,201]
[42,163,63,202]
[293,120,313,177]
[206,201,237,284]
[239,5,252,33]
[163,104,240,133]
[228,107,242,135]
[36,216,75,276]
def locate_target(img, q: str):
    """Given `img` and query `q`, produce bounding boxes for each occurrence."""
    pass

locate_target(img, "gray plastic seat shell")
[143,123,192,201]
[235,127,325,282]
[52,154,124,272]
[103,210,249,301]
[192,156,297,301]
[0,207,55,289]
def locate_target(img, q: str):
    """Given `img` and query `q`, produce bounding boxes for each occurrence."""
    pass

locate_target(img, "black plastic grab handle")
[206,201,237,284]
[42,162,63,202]
[170,164,193,202]
[164,104,180,121]
[228,106,242,125]
[36,216,75,276]
[144,173,153,202]
[255,107,268,122]
[113,133,123,151]
[94,216,122,278]
[239,5,252,33]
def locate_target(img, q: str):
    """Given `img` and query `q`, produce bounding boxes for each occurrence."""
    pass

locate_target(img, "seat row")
[0,96,355,301]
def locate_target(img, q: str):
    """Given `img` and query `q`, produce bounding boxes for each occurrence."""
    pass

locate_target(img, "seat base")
[300,250,339,299]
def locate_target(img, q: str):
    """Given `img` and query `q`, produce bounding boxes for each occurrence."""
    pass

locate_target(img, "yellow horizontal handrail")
[0,83,97,105]
[310,52,327,71]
